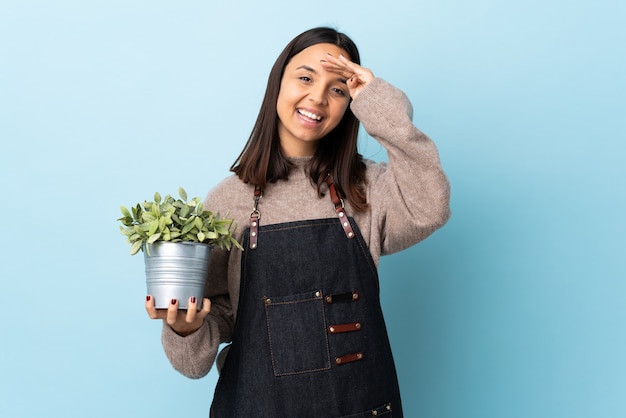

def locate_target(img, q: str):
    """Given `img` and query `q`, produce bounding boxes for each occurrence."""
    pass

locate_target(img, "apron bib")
[211,183,403,417]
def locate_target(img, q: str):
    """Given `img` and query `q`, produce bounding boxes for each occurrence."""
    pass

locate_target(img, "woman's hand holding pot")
[145,295,211,336]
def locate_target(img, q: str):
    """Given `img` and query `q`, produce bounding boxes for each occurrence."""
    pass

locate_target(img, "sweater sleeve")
[351,77,451,255]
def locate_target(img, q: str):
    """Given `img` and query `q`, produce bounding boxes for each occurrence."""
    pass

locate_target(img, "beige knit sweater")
[161,77,451,378]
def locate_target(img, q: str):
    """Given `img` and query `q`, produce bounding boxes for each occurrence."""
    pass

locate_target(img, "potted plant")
[117,187,242,309]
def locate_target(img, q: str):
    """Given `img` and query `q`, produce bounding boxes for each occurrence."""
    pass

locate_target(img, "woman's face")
[276,43,351,157]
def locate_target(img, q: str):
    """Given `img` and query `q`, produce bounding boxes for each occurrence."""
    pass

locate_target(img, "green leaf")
[117,216,133,227]
[148,220,159,235]
[178,187,187,202]
[215,224,229,235]
[197,231,205,242]
[181,221,195,235]
[132,204,142,222]
[130,241,142,255]
[147,233,161,244]
[180,204,190,218]
[120,226,135,237]
[154,192,162,204]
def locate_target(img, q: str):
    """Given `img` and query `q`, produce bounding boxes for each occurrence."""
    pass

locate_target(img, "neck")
[279,141,317,158]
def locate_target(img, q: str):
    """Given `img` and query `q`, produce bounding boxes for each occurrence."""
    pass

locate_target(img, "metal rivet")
[251,243,256,249]
[372,410,378,416]
[252,221,257,227]
[325,296,332,303]
[265,298,271,305]
[357,353,363,359]
[343,221,348,227]
[353,292,359,300]
[339,212,344,217]
[335,357,342,364]
[329,327,335,333]
[355,323,361,329]
[386,405,391,411]
[348,232,354,238]
[251,232,256,237]
[315,291,321,297]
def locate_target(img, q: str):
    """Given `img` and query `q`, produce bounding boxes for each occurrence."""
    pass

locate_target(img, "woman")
[146,27,451,417]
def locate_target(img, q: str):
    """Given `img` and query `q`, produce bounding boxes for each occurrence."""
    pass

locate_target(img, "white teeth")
[298,109,322,121]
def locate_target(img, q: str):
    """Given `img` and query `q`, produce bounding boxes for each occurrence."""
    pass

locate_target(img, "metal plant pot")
[143,241,211,309]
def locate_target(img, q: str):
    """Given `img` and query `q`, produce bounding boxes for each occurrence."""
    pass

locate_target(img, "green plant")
[118,187,243,255]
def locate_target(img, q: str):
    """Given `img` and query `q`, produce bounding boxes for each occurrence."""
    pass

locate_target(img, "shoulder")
[202,174,255,240]
[204,175,251,211]
[209,174,248,193]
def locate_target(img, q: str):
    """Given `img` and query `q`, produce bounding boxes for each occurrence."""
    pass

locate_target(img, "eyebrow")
[296,65,317,73]
[296,65,347,84]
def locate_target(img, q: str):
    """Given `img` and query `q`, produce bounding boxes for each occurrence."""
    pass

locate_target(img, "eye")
[331,87,346,96]
[299,76,312,82]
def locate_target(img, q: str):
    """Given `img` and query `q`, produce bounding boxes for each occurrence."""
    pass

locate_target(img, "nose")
[308,84,328,106]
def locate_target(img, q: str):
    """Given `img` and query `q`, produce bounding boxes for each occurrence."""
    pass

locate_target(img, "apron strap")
[249,186,262,249]
[325,175,355,239]
[249,176,355,249]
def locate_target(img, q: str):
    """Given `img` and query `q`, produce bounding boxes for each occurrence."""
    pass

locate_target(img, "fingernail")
[320,59,327,63]
[146,295,151,302]
[190,296,197,304]
[171,298,177,305]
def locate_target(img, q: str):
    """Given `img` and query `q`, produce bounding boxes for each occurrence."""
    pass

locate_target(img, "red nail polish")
[190,296,197,304]
[171,298,177,305]
[146,295,151,301]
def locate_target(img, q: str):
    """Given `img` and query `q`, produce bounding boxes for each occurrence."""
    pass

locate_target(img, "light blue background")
[1,1,624,417]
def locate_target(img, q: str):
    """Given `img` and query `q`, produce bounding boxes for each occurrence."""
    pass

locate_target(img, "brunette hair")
[230,27,368,211]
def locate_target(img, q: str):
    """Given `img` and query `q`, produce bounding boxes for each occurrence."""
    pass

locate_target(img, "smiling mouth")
[298,109,323,122]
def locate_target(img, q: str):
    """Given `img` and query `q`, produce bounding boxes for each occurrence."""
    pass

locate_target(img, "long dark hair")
[231,27,368,211]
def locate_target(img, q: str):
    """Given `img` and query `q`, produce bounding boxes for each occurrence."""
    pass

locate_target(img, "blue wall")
[1,1,624,417]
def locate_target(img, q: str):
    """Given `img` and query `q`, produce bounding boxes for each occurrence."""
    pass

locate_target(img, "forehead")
[287,43,350,69]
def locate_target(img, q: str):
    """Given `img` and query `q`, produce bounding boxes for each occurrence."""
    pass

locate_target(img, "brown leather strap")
[325,176,355,239]
[250,214,259,249]
[250,177,355,247]
[328,322,362,334]
[334,352,363,365]
[249,186,262,249]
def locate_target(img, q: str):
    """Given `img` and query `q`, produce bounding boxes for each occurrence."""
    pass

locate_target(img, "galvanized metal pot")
[143,241,211,309]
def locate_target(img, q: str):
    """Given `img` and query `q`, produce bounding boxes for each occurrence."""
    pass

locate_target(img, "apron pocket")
[264,290,331,376]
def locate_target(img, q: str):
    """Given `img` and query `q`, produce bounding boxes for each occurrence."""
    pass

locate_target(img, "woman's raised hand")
[145,295,211,336]
[321,53,375,99]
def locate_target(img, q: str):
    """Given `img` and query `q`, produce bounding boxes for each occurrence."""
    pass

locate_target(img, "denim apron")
[210,181,403,417]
